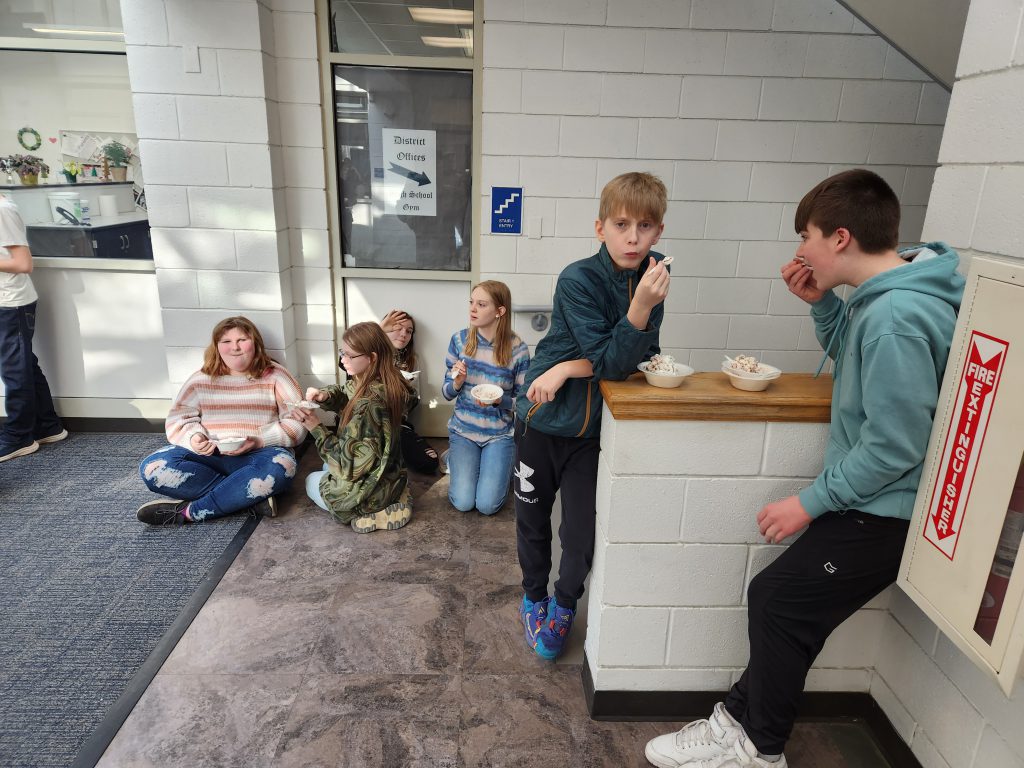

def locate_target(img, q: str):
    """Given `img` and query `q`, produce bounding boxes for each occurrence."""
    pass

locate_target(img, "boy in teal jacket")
[515,172,671,660]
[645,169,965,768]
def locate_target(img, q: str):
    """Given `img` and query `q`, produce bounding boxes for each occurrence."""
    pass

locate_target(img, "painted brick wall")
[480,0,949,372]
[121,0,329,388]
[585,413,890,694]
[871,0,1024,765]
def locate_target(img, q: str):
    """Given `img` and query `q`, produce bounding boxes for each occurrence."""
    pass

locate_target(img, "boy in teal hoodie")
[645,169,965,768]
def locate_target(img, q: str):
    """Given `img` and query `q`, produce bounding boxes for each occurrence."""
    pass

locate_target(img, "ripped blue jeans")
[139,444,297,521]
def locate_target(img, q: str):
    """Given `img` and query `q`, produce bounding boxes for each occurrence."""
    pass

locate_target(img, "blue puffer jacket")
[515,244,667,438]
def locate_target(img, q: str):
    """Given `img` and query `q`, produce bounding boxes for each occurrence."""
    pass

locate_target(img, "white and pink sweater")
[165,363,307,449]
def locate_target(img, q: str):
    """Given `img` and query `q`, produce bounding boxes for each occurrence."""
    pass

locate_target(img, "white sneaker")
[714,733,788,768]
[645,702,744,767]
[439,449,450,474]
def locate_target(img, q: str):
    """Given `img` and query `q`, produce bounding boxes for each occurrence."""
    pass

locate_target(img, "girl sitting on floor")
[380,308,439,474]
[442,280,530,516]
[136,316,306,525]
[294,321,414,533]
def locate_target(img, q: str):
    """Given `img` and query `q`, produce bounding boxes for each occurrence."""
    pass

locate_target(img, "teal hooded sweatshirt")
[798,242,965,521]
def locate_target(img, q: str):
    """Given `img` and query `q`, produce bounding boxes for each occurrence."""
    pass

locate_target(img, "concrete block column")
[586,407,886,694]
[120,0,328,384]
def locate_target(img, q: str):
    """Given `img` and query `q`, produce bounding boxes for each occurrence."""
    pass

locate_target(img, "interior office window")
[334,65,472,271]
[0,1,123,43]
[328,0,473,58]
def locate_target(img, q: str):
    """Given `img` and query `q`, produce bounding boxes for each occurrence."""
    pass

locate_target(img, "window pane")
[0,0,123,42]
[334,65,472,271]
[328,0,474,58]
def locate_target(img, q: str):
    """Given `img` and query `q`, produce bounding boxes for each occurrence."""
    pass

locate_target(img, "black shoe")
[35,427,69,445]
[137,499,190,526]
[251,496,277,517]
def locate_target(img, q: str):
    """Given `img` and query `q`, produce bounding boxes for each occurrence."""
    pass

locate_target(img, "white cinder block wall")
[480,0,949,371]
[120,0,330,389]
[586,414,891,694]
[869,1,1024,766]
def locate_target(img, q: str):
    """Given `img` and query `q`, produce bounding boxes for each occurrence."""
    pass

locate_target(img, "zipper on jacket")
[575,381,592,437]
[523,400,543,435]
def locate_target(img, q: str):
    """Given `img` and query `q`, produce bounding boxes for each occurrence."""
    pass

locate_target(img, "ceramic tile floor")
[98,444,894,768]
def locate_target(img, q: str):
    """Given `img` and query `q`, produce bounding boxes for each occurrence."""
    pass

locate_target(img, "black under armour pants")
[513,419,601,610]
[724,509,910,755]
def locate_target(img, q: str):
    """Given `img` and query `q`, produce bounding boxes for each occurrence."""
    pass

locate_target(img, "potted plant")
[0,154,50,186]
[62,161,82,184]
[102,141,132,182]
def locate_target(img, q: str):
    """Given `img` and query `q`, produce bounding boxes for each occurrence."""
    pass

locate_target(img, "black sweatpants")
[724,509,910,755]
[513,419,601,610]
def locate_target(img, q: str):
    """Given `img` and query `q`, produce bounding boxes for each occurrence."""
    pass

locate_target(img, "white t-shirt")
[0,198,38,307]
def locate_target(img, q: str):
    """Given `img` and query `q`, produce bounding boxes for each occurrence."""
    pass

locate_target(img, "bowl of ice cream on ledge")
[721,354,782,391]
[637,354,695,388]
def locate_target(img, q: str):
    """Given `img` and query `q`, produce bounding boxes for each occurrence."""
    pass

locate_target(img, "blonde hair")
[598,172,668,223]
[201,316,275,378]
[340,321,411,437]
[464,280,513,367]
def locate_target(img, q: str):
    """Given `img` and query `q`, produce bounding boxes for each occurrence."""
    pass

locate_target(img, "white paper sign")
[379,128,437,217]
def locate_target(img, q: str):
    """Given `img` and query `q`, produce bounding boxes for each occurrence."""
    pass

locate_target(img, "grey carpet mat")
[0,433,253,768]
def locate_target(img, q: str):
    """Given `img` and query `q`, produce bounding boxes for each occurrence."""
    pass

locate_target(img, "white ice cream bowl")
[721,363,782,391]
[470,383,503,405]
[215,436,247,450]
[638,361,695,388]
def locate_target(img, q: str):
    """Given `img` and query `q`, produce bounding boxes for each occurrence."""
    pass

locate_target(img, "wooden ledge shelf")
[600,372,833,423]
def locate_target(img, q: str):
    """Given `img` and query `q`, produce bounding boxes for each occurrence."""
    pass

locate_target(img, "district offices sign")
[381,128,436,217]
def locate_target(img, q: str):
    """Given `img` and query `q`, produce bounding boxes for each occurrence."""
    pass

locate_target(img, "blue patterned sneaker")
[534,601,575,660]
[520,595,549,649]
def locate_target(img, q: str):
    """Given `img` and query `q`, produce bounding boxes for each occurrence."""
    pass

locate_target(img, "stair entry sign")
[381,128,436,217]
[923,331,1009,560]
[491,187,523,234]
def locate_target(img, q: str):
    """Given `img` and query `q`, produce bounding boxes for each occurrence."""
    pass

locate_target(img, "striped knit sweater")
[165,362,307,449]
[442,329,530,445]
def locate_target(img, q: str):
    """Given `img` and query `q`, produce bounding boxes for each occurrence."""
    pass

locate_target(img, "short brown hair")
[795,169,900,254]
[599,172,668,223]
[201,316,275,377]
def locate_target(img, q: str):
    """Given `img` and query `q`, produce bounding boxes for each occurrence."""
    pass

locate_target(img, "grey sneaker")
[351,488,412,533]
[439,449,450,474]
[645,703,744,767]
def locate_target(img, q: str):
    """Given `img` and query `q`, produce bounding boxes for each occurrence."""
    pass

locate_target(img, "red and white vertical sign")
[924,331,1009,560]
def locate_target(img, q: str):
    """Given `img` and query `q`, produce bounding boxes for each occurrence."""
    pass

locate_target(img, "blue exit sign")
[491,187,523,234]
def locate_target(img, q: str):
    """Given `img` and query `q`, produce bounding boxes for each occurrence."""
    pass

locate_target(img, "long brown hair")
[340,321,411,437]
[201,316,275,377]
[463,280,513,367]
[384,310,417,372]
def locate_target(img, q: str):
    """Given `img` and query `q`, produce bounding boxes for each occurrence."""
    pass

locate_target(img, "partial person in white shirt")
[0,194,67,463]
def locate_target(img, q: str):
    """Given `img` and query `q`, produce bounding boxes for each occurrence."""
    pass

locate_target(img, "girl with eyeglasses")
[442,280,530,516]
[291,321,414,533]
[380,308,440,475]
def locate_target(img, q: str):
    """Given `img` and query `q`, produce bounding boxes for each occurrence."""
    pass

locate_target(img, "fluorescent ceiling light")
[421,32,472,49]
[28,25,124,37]
[408,8,474,24]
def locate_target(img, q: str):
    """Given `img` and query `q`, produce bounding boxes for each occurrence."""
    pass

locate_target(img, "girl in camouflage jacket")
[294,322,415,533]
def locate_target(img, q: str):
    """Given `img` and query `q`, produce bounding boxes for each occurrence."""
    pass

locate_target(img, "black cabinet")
[90,221,152,260]
[27,218,152,260]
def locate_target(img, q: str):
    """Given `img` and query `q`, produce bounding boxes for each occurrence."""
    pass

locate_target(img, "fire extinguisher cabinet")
[899,255,1024,696]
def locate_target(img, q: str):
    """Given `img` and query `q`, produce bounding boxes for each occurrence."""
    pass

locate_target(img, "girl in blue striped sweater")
[442,280,530,515]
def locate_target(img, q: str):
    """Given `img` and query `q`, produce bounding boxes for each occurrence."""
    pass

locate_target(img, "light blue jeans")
[306,462,329,511]
[447,431,515,515]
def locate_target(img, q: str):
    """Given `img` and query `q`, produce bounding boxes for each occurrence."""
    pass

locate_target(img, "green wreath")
[18,126,42,151]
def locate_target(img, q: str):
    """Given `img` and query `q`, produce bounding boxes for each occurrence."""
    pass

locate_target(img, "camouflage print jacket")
[310,380,407,524]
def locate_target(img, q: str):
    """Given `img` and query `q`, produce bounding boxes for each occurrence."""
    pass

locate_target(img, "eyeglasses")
[338,350,366,360]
